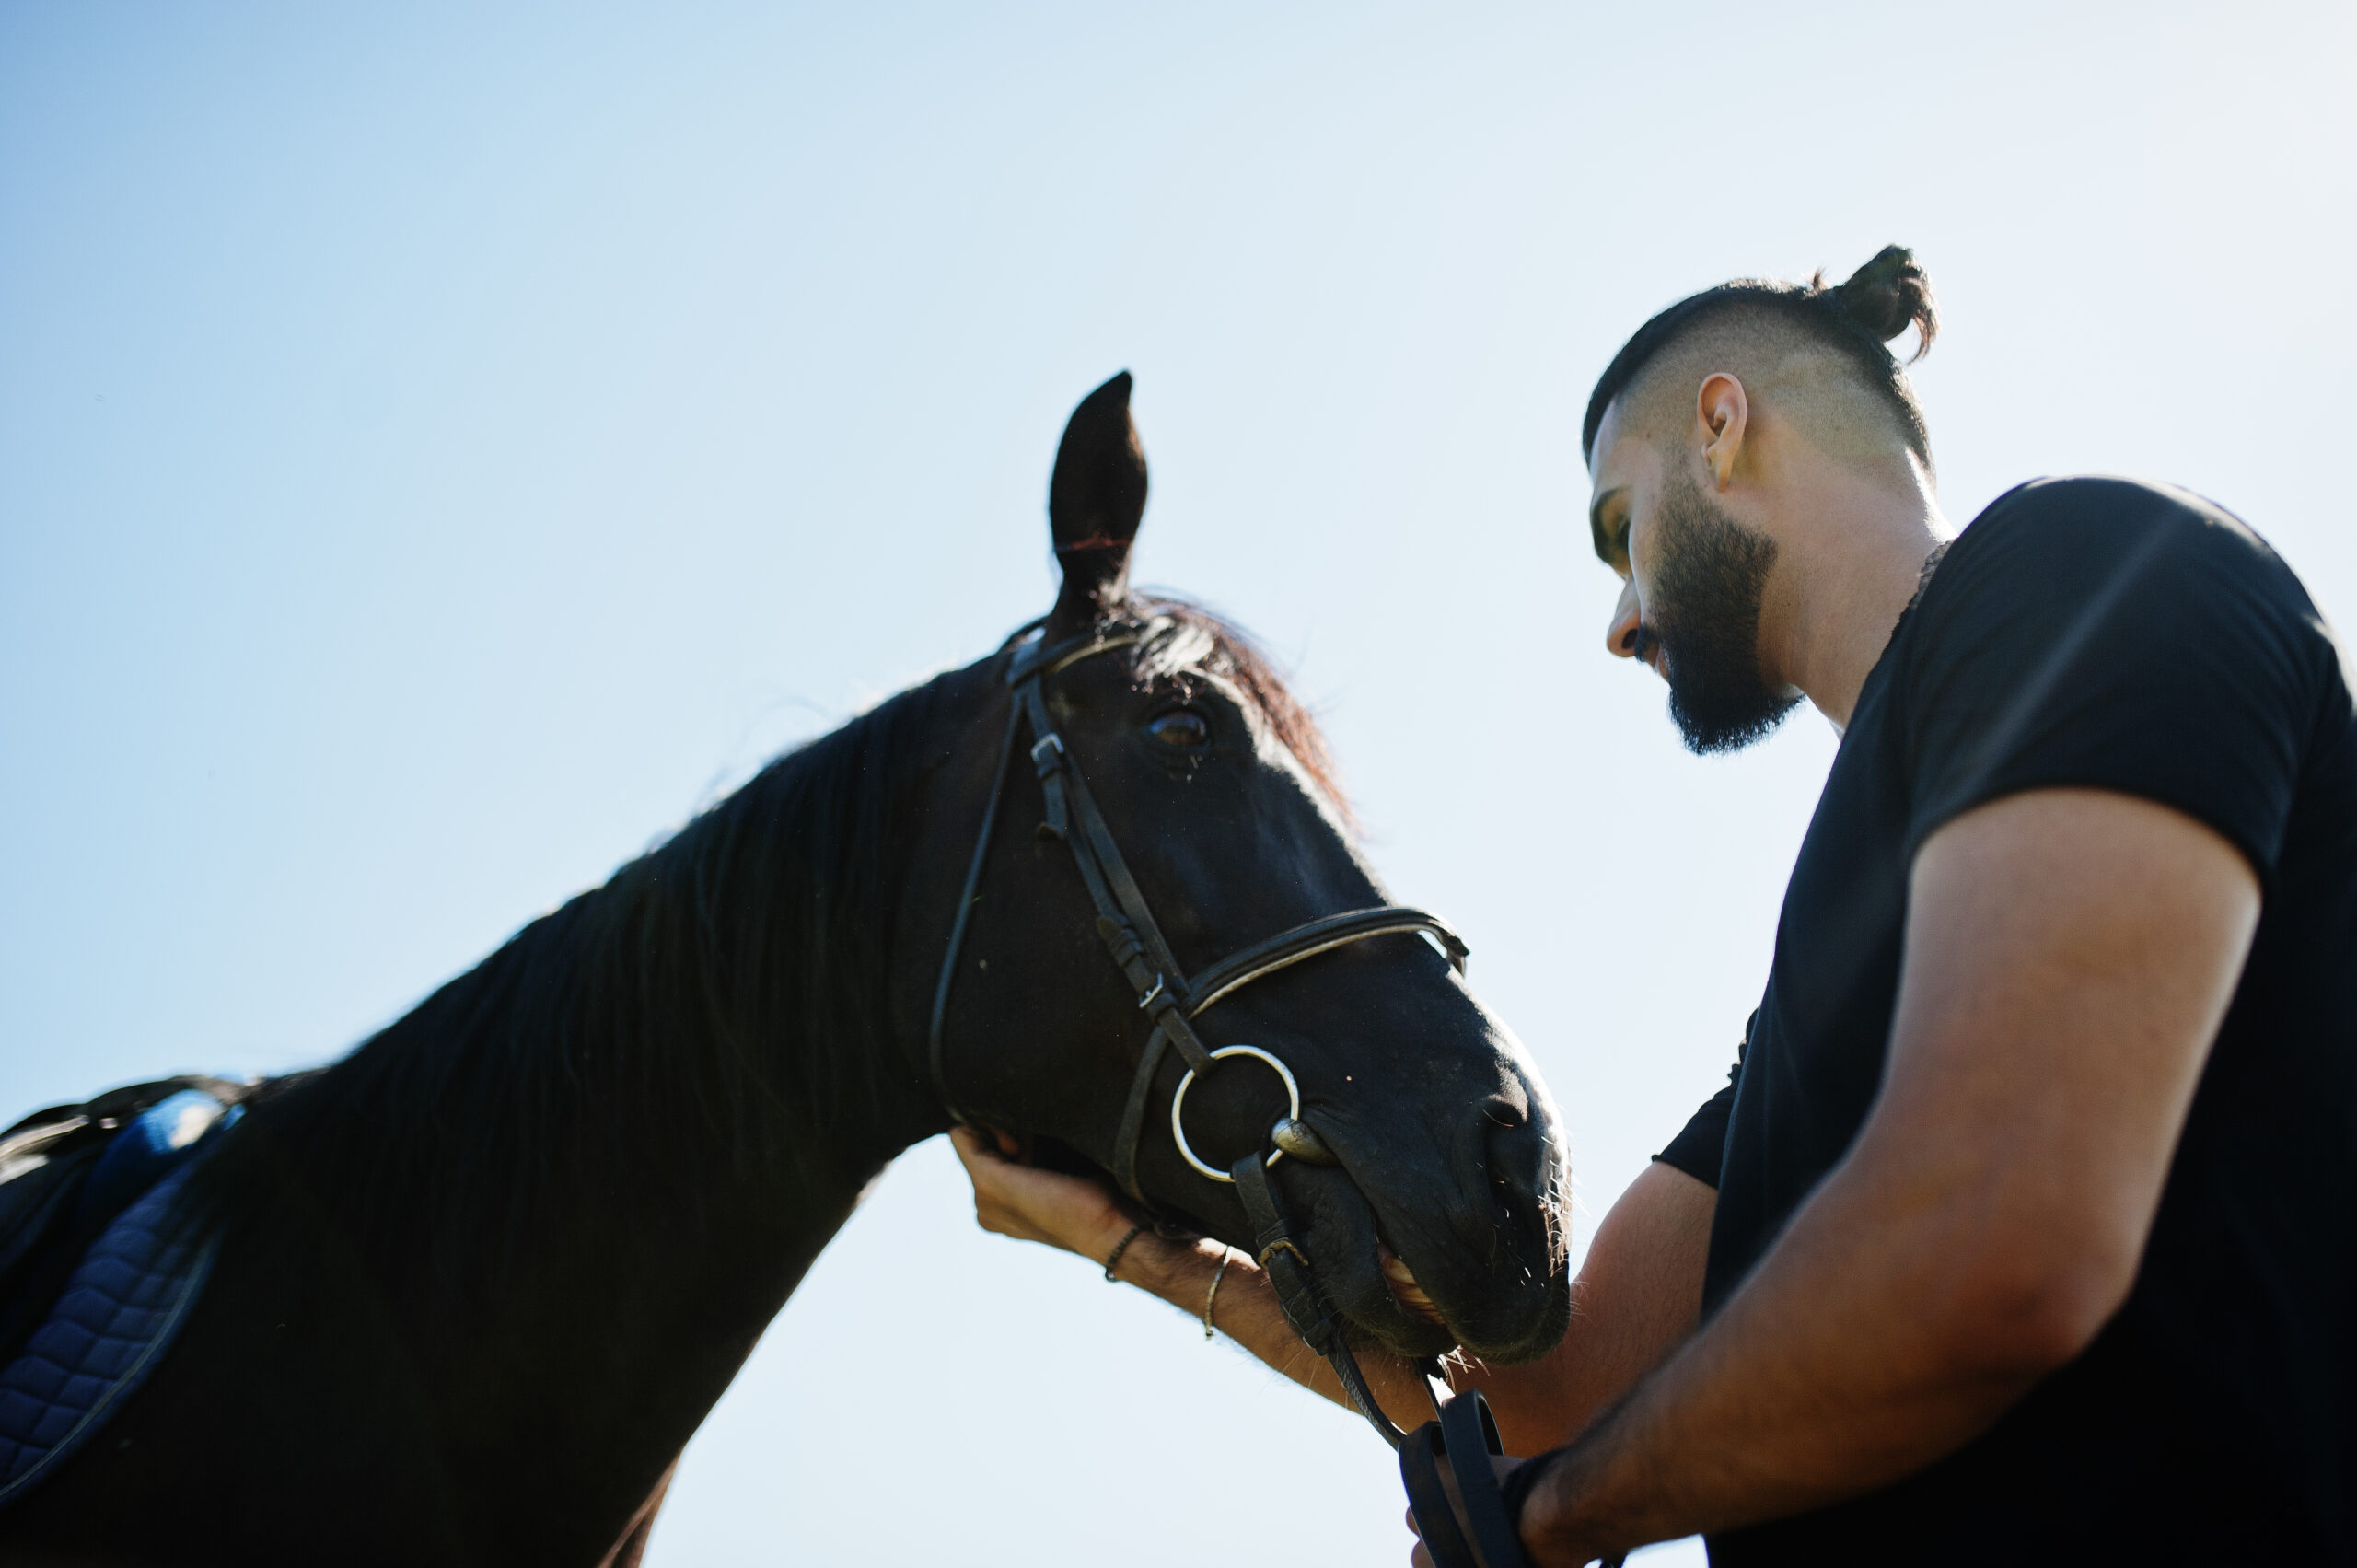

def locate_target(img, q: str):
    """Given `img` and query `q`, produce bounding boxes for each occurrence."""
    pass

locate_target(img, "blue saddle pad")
[0,1094,230,1505]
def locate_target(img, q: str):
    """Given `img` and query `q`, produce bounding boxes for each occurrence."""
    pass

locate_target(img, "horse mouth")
[1377,1243,1448,1329]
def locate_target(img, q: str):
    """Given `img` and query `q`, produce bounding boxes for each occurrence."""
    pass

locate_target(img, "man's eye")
[1145,710,1210,749]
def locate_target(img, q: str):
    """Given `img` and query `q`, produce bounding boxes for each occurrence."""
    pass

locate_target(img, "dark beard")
[1642,470,1798,754]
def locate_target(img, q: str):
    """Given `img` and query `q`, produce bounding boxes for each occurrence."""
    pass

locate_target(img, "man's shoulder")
[1956,475,2290,584]
[1922,475,2314,639]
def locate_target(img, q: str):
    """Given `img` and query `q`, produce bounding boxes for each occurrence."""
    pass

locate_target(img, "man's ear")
[1697,372,1749,492]
[1046,371,1147,633]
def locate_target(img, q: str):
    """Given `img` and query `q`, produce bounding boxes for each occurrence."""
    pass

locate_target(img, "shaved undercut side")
[1584,248,1940,557]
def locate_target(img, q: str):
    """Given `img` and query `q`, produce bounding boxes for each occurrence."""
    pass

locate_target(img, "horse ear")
[1046,371,1147,630]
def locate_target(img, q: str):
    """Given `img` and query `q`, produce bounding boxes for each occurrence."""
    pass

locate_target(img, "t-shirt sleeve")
[1654,1013,1751,1188]
[1655,1080,1735,1188]
[1899,479,2329,885]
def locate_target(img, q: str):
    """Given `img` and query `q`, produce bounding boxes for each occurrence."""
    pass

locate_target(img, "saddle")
[0,1076,247,1507]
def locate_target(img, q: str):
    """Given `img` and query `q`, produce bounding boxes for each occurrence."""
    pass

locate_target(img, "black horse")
[0,374,1570,1566]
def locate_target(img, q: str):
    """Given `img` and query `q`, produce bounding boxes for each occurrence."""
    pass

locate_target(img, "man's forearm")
[1457,1161,1713,1455]
[1515,1156,2052,1562]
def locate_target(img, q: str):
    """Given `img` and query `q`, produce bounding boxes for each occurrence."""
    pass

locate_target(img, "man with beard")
[954,247,2357,1564]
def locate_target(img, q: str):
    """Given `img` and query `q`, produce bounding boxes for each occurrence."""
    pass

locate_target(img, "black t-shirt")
[1654,477,2357,1564]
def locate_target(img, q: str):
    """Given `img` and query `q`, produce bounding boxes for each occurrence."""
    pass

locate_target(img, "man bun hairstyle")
[1582,244,1939,466]
[1830,244,1938,351]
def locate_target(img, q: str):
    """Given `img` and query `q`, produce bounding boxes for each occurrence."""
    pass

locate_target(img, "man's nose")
[1604,580,1643,660]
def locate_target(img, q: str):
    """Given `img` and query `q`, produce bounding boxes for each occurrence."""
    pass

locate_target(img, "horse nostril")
[1480,1105,1547,1226]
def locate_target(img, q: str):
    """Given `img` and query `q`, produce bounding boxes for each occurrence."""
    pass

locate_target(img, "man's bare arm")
[1461,1160,1713,1453]
[949,1130,1716,1456]
[948,1127,1439,1419]
[1511,789,2261,1564]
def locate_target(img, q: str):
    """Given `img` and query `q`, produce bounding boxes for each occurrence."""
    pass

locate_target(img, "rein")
[926,619,1538,1568]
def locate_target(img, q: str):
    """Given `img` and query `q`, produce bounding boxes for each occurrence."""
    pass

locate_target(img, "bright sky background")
[5,5,2352,1564]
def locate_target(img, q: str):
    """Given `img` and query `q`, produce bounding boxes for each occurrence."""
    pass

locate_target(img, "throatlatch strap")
[1110,1027,1173,1202]
[926,699,1028,1121]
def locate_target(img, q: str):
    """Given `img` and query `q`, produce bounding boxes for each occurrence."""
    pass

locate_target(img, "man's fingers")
[1406,1507,1433,1568]
[1403,1452,1527,1568]
[947,1127,1025,1237]
[949,1122,1133,1256]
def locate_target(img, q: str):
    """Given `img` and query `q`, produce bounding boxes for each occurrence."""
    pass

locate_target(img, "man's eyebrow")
[1589,485,1627,565]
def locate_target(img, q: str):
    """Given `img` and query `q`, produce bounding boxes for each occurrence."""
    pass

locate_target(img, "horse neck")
[223,667,979,1330]
[487,667,968,1246]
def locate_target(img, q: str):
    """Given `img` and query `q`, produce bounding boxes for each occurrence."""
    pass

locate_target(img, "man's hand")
[947,1126,1136,1266]
[948,1125,1452,1423]
[1406,1455,1529,1568]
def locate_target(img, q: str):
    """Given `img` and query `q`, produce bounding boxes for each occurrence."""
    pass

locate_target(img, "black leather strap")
[1230,1153,1336,1356]
[1440,1392,1527,1568]
[1005,625,1146,685]
[1106,905,1468,1200]
[1402,1423,1483,1568]
[1013,678,1200,1034]
[925,699,1026,1120]
[1187,907,1468,1015]
[1402,1396,1535,1568]
[1109,1025,1173,1202]
[1232,1152,1412,1451]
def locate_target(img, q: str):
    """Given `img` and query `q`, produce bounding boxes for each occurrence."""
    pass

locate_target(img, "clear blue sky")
[4,4,2351,1563]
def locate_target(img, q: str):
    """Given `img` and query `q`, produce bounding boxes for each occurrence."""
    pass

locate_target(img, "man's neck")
[1759,459,1948,732]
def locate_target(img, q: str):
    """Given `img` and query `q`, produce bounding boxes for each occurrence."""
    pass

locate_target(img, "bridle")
[925,616,1543,1568]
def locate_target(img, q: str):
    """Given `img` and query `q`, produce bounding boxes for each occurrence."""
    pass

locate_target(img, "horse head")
[911,373,1570,1367]
[0,371,1573,1565]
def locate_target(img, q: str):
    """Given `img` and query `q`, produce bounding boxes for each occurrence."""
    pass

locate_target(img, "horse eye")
[1145,709,1210,749]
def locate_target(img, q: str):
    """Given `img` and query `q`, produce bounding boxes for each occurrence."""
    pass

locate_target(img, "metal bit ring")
[1170,1044,1301,1183]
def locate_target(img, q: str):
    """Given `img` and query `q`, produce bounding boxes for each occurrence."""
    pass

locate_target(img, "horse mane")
[189,598,1341,1302]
